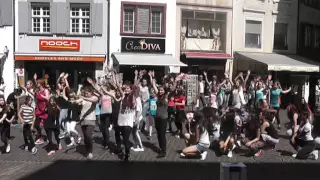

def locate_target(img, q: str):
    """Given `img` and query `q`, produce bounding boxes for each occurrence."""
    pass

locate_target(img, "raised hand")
[134,70,138,76]
[33,73,37,80]
[247,70,251,75]
[239,72,243,76]
[59,72,65,78]
[87,77,93,84]
[203,71,207,76]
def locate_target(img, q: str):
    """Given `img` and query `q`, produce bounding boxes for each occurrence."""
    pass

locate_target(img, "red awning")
[184,52,232,59]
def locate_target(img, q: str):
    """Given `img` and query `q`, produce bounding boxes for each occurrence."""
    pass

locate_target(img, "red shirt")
[174,95,185,110]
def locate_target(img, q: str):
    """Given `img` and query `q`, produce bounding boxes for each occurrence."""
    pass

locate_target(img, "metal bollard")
[220,163,247,180]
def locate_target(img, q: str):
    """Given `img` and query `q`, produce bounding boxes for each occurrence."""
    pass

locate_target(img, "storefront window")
[273,23,288,50]
[181,10,227,52]
[245,20,262,49]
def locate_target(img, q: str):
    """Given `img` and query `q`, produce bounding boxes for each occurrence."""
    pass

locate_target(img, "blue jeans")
[59,109,68,134]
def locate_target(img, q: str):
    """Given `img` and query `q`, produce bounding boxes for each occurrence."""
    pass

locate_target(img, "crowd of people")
[0,69,319,161]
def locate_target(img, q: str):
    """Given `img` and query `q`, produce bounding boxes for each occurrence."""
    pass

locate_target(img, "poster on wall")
[183,74,199,111]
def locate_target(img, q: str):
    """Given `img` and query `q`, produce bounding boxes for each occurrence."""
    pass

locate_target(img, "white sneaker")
[201,151,208,160]
[77,137,81,144]
[6,144,10,153]
[180,153,185,157]
[31,147,38,155]
[227,150,233,158]
[236,140,241,147]
[138,148,144,152]
[312,150,319,160]
[87,153,93,159]
[231,144,236,151]
[24,145,28,151]
[292,154,297,158]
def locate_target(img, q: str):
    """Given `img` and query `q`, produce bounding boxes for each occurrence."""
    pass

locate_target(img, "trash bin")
[220,163,247,180]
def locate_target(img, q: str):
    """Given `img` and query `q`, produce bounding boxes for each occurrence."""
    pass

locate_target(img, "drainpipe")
[230,0,234,78]
[13,0,16,88]
[107,0,111,69]
[296,0,300,54]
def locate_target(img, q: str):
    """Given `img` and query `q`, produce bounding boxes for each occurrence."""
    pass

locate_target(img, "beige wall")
[177,0,232,7]
[232,0,298,54]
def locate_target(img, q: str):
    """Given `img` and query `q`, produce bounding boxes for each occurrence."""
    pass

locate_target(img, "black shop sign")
[121,37,165,53]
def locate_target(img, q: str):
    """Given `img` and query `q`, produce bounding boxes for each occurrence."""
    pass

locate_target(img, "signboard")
[39,39,80,51]
[121,37,165,53]
[183,74,199,110]
[15,55,105,62]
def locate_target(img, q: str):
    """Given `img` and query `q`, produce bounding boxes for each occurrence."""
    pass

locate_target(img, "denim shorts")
[196,143,209,153]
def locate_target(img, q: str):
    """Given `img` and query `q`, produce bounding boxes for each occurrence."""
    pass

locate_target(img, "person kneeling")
[290,112,318,160]
[180,112,210,160]
[261,114,279,149]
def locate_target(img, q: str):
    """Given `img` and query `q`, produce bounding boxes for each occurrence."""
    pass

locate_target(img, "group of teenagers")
[0,69,320,161]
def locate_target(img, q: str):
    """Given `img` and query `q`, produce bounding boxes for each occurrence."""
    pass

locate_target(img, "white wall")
[232,0,298,54]
[0,26,14,99]
[109,0,177,67]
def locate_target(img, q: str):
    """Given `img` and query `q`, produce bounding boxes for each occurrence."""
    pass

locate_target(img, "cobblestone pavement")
[1,110,320,180]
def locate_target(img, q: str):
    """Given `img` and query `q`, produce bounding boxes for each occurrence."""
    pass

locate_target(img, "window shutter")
[137,7,149,34]
[18,1,31,34]
[52,2,69,34]
[91,3,103,35]
[245,21,261,34]
[0,0,13,26]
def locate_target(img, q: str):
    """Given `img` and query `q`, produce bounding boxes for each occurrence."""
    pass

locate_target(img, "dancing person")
[230,74,246,110]
[290,112,318,160]
[18,96,37,154]
[241,113,264,157]
[72,82,98,159]
[56,73,70,139]
[150,71,168,158]
[198,73,207,108]
[115,78,136,161]
[34,78,50,145]
[218,109,236,158]
[270,82,291,130]
[131,90,144,152]
[88,80,113,150]
[260,112,279,149]
[174,87,186,138]
[0,96,8,154]
[180,112,209,160]
[63,88,81,146]
[44,97,61,155]
[1,102,15,154]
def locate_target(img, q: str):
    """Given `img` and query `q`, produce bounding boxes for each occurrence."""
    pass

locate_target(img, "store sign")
[39,39,80,51]
[14,55,104,62]
[121,37,165,53]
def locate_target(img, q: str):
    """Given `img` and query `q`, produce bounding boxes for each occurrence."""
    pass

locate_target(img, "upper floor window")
[245,20,262,49]
[314,26,320,48]
[31,4,50,33]
[121,3,166,36]
[273,23,288,50]
[70,4,90,34]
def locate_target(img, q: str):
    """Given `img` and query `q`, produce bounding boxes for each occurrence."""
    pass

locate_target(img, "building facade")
[176,0,233,77]
[109,0,186,80]
[232,0,300,73]
[0,0,14,99]
[15,0,108,89]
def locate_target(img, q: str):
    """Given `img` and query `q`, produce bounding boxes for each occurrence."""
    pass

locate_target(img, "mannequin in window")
[211,23,221,51]
[181,20,187,50]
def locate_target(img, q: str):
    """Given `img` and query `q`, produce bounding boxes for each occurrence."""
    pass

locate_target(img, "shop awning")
[184,52,233,59]
[111,53,187,66]
[236,52,319,72]
[14,53,105,62]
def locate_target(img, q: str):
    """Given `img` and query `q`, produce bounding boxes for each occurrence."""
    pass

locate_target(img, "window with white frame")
[70,4,90,34]
[273,23,288,50]
[245,20,262,48]
[122,4,165,35]
[31,4,50,33]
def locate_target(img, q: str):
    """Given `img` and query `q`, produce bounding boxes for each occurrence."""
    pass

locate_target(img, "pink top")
[35,89,48,120]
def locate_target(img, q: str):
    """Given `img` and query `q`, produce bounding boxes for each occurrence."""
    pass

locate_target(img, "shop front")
[15,39,105,89]
[234,52,320,105]
[178,7,233,77]
[112,37,186,81]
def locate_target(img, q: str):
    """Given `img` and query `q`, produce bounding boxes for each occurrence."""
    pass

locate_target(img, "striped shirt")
[21,104,34,124]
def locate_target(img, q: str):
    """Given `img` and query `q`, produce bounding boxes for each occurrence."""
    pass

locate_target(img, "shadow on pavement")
[18,160,320,180]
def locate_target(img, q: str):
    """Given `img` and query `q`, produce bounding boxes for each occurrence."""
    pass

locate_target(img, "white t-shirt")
[198,127,210,148]
[199,81,205,94]
[135,97,143,121]
[298,121,313,141]
[139,85,149,103]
